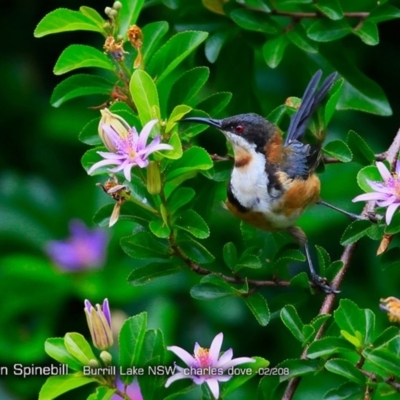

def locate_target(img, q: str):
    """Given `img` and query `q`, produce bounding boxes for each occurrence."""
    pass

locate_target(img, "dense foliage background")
[2,0,400,399]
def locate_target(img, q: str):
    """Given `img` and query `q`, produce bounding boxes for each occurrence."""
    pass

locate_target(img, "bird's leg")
[287,226,339,294]
[317,199,365,221]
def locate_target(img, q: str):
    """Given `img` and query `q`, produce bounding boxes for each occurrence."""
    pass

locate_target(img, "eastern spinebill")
[181,70,341,293]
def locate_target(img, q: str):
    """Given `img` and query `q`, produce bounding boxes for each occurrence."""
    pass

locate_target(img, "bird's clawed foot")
[311,273,340,294]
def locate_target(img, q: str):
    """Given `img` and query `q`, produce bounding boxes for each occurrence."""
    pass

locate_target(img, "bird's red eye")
[235,125,244,134]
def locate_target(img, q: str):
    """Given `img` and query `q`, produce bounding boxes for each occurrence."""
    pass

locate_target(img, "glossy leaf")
[196,92,232,116]
[119,313,147,384]
[50,74,112,107]
[166,105,192,133]
[314,0,343,20]
[262,35,289,68]
[121,232,170,259]
[87,387,116,400]
[346,130,375,165]
[79,6,104,26]
[174,210,210,239]
[142,21,169,62]
[34,8,104,37]
[323,140,352,162]
[149,219,170,238]
[307,336,355,359]
[230,9,278,34]
[235,253,262,271]
[280,305,304,342]
[168,187,196,214]
[287,25,318,53]
[368,4,400,23]
[129,69,161,125]
[324,78,343,125]
[380,247,400,269]
[64,333,97,365]
[160,131,183,160]
[307,19,351,42]
[223,242,237,269]
[118,0,144,37]
[277,358,322,381]
[325,358,366,384]
[243,293,270,326]
[205,30,231,63]
[356,165,383,193]
[38,374,97,400]
[323,382,364,400]
[54,45,113,75]
[45,338,82,371]
[178,236,215,264]
[353,21,379,46]
[340,220,373,246]
[190,283,234,300]
[127,258,185,286]
[147,31,208,84]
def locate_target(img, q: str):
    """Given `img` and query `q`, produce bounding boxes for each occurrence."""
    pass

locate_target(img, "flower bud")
[104,6,112,15]
[113,1,122,10]
[88,359,100,368]
[84,299,114,350]
[98,108,130,152]
[146,161,161,194]
[109,9,118,17]
[100,351,113,365]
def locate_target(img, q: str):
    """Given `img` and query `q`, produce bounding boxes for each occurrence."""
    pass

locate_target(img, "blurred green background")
[2,0,400,399]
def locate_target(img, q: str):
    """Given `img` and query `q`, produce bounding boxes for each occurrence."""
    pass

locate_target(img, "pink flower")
[88,109,172,181]
[165,333,254,399]
[111,377,142,400]
[353,161,400,224]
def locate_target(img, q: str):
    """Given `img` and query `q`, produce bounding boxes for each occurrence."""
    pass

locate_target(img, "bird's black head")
[182,113,276,153]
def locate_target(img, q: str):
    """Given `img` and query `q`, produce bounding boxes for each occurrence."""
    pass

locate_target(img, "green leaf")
[356,164,383,193]
[287,25,318,53]
[166,146,213,181]
[127,258,184,286]
[142,21,169,62]
[325,358,366,384]
[174,210,210,239]
[178,236,215,264]
[79,6,104,27]
[130,69,161,126]
[149,219,170,238]
[384,212,400,234]
[346,130,375,165]
[307,19,351,42]
[205,30,231,63]
[307,336,354,359]
[64,333,97,365]
[315,245,331,274]
[235,254,262,271]
[196,92,232,116]
[34,8,104,37]
[168,67,210,111]
[120,232,170,259]
[45,338,82,371]
[166,105,192,133]
[118,0,144,37]
[243,293,270,326]
[368,4,400,23]
[315,0,343,20]
[39,374,97,400]
[236,0,270,12]
[119,313,147,385]
[353,21,379,46]
[230,9,278,34]
[324,78,343,125]
[258,376,280,400]
[290,272,311,290]
[276,358,322,381]
[190,283,234,300]
[147,31,208,84]
[168,187,196,214]
[262,35,289,68]
[53,45,114,75]
[87,387,116,400]
[340,220,373,246]
[323,140,352,162]
[50,74,112,107]
[323,382,364,400]
[280,305,304,342]
[380,247,400,270]
[223,242,238,269]
[161,131,183,160]
[340,330,362,348]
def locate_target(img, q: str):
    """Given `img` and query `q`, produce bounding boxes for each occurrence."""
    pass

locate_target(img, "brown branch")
[323,152,387,164]
[283,127,400,400]
[361,370,400,391]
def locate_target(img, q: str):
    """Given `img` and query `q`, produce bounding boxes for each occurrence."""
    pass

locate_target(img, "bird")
[181,70,341,293]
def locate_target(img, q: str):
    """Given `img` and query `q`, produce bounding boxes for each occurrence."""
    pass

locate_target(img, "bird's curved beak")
[180,117,222,129]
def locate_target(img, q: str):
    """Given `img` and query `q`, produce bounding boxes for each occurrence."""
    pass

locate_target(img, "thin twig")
[283,126,400,399]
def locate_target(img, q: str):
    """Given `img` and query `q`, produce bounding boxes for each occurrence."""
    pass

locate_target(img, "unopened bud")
[98,108,130,151]
[100,351,113,365]
[147,161,161,194]
[105,6,112,15]
[109,9,118,17]
[88,359,100,368]
[113,1,122,10]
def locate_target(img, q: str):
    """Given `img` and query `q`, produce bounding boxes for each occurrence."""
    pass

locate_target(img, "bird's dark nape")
[285,70,338,145]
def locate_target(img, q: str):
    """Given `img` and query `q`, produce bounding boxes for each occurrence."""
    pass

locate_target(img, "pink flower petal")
[366,179,393,194]
[209,333,223,363]
[385,203,400,225]
[88,159,119,175]
[376,196,397,207]
[123,163,134,181]
[376,162,391,181]
[138,120,158,150]
[215,349,233,366]
[206,378,220,399]
[167,346,197,367]
[220,357,255,370]
[165,372,190,388]
[396,161,400,175]
[352,193,390,202]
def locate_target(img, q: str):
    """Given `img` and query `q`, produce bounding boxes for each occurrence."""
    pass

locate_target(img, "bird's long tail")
[285,70,338,145]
